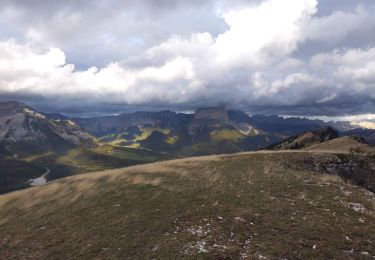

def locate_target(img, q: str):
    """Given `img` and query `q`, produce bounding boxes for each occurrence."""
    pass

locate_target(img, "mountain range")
[1,101,375,258]
[74,105,375,154]
[0,101,375,193]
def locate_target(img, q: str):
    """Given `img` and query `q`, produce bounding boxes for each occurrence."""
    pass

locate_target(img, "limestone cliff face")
[188,106,230,135]
[193,106,229,122]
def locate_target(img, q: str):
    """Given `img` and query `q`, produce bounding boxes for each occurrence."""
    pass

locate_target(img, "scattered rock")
[347,202,366,213]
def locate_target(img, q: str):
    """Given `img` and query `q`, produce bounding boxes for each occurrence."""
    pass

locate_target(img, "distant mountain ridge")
[74,107,369,138]
[0,101,374,156]
[0,101,93,155]
[74,110,193,137]
[267,126,339,150]
[0,101,374,194]
[72,106,375,152]
[74,106,279,155]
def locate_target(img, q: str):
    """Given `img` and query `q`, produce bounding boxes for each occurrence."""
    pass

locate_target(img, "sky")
[0,0,374,121]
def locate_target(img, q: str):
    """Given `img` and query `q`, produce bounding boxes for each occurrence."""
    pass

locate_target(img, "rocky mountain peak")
[188,106,230,135]
[0,101,92,154]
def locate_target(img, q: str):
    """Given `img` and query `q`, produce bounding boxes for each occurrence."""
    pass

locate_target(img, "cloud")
[0,40,201,106]
[310,48,375,94]
[212,0,317,69]
[305,5,375,45]
[0,0,230,68]
[0,0,374,118]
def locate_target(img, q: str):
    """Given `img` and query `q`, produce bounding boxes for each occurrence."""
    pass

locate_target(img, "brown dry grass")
[1,151,375,259]
[307,136,375,154]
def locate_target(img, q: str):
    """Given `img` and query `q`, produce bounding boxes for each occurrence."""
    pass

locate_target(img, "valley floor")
[0,151,375,259]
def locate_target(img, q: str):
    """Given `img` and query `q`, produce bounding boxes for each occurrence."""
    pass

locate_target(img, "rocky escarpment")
[188,106,230,135]
[194,106,229,122]
[283,152,375,192]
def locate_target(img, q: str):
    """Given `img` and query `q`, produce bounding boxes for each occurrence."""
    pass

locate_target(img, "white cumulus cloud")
[0,0,374,118]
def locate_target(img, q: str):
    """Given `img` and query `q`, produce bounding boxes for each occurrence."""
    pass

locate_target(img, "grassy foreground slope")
[1,151,375,259]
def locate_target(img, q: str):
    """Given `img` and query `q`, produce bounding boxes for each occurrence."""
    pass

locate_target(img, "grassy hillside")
[268,127,338,151]
[30,145,174,181]
[0,143,174,194]
[307,136,375,154]
[0,151,375,259]
[99,127,171,148]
